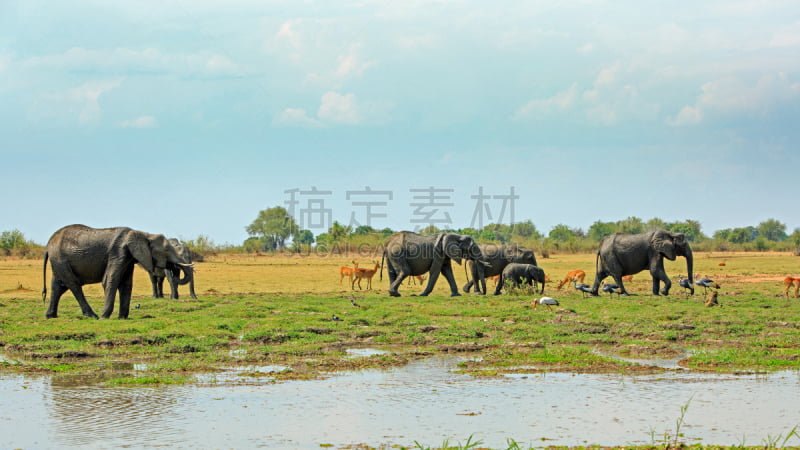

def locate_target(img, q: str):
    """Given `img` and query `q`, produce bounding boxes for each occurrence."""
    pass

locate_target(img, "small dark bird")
[601,281,621,297]
[349,295,361,308]
[134,304,141,309]
[332,314,343,321]
[573,280,592,298]
[695,275,720,294]
[678,275,694,296]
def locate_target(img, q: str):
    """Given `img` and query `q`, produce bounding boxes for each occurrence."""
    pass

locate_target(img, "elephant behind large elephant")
[150,238,197,300]
[381,231,486,297]
[591,230,694,296]
[497,263,546,294]
[462,244,537,295]
[43,224,193,319]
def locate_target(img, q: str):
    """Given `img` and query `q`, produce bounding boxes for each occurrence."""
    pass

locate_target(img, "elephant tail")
[42,251,48,304]
[380,250,385,281]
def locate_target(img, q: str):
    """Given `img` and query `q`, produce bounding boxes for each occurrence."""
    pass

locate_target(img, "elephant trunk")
[177,264,193,285]
[684,246,694,295]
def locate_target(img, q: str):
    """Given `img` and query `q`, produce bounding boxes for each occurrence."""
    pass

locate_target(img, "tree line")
[241,206,800,255]
[2,209,799,258]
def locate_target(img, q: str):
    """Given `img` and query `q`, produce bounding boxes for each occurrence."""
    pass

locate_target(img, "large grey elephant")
[43,224,193,319]
[381,231,487,297]
[497,263,546,294]
[150,238,197,300]
[590,230,694,296]
[462,244,537,295]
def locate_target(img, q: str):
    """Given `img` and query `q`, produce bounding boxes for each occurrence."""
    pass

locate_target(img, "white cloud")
[37,78,123,124]
[120,115,157,128]
[20,47,244,78]
[271,108,324,128]
[318,91,362,124]
[669,72,800,126]
[513,83,579,120]
[274,91,392,128]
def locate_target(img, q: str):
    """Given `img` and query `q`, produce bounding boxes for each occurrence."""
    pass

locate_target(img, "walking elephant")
[43,224,193,319]
[150,238,197,300]
[381,231,487,297]
[462,244,537,295]
[590,230,694,297]
[497,263,546,294]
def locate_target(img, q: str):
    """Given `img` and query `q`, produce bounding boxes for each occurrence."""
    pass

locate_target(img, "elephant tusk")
[177,263,194,267]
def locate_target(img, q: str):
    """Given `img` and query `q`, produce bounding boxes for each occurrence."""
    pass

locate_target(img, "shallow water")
[1,354,799,449]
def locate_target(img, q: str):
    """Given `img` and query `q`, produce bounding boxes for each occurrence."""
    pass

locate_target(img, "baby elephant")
[496,263,546,295]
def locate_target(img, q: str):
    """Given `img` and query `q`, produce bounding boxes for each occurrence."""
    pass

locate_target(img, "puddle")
[345,347,390,358]
[593,348,691,370]
[0,356,798,448]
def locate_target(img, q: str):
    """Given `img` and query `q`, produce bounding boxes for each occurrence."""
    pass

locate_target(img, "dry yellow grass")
[3,251,799,306]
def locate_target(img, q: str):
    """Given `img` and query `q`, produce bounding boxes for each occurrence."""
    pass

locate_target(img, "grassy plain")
[0,251,799,383]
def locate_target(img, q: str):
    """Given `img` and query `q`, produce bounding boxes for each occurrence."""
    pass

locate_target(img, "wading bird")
[678,274,694,297]
[601,281,622,297]
[532,297,559,311]
[573,279,592,298]
[694,275,720,294]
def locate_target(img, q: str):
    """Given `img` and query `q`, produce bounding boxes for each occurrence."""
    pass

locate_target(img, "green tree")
[294,230,314,245]
[713,228,732,240]
[757,218,787,241]
[511,220,541,239]
[729,227,757,244]
[353,225,376,236]
[645,217,667,231]
[245,206,299,250]
[328,221,353,242]
[588,220,617,241]
[0,229,28,251]
[616,216,644,234]
[667,219,705,242]
[791,228,800,255]
[549,224,576,242]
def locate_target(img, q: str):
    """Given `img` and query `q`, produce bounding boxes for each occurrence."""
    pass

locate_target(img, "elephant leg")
[117,269,134,319]
[45,279,68,318]
[387,261,408,297]
[189,279,197,299]
[440,262,460,297]
[650,267,671,296]
[69,285,99,318]
[611,274,630,296]
[590,271,608,296]
[419,259,443,297]
[165,270,178,299]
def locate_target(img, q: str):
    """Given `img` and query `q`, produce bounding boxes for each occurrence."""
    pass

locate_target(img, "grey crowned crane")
[573,279,593,298]
[601,281,622,297]
[694,274,720,294]
[533,297,560,311]
[678,274,694,296]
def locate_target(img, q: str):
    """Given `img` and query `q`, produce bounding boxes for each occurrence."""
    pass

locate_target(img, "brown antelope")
[783,276,800,298]
[621,274,634,282]
[487,274,501,287]
[352,261,380,290]
[339,261,359,285]
[407,274,427,286]
[556,270,586,290]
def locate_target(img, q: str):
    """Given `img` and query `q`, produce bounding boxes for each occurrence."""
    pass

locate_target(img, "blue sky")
[2,1,799,245]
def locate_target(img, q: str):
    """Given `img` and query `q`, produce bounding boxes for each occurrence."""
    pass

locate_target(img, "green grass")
[1,252,800,384]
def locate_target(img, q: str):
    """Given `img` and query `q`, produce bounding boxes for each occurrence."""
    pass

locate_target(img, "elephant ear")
[436,233,463,265]
[651,230,677,260]
[126,230,156,274]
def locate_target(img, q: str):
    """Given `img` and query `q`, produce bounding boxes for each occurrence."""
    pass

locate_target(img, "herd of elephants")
[41,224,696,319]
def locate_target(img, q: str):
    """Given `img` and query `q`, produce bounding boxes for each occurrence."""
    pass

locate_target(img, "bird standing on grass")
[601,282,622,297]
[573,280,592,298]
[694,275,720,294]
[532,297,559,311]
[678,275,694,296]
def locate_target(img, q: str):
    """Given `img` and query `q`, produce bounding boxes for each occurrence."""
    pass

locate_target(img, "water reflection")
[1,355,799,449]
